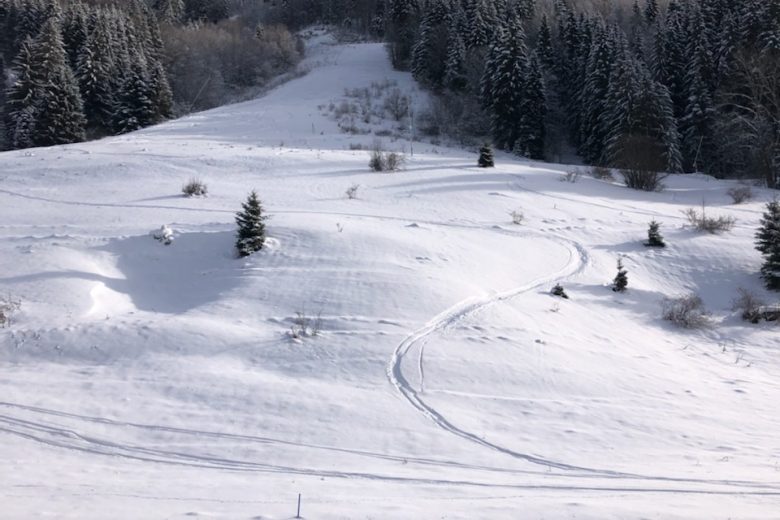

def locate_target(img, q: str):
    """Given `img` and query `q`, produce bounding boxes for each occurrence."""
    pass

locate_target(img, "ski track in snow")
[385,230,779,493]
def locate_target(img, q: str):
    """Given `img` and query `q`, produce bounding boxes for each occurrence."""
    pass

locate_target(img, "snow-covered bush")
[662,294,711,328]
[510,210,524,225]
[152,225,175,245]
[561,170,581,183]
[682,206,736,234]
[0,294,21,328]
[182,178,208,197]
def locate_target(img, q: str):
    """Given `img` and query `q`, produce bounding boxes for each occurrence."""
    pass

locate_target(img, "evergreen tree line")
[0,0,303,150]
[382,0,780,187]
[0,0,173,149]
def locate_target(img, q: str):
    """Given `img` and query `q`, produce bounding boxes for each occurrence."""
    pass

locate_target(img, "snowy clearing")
[1,33,779,519]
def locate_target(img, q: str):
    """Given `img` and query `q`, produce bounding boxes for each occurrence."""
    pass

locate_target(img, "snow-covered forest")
[0,0,303,148]
[388,0,780,187]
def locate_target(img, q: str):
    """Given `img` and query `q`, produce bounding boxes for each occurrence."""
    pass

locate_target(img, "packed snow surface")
[1,32,779,519]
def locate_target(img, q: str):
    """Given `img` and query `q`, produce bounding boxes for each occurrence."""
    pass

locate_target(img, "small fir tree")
[612,259,628,292]
[235,190,268,257]
[645,220,666,247]
[478,143,494,167]
[755,199,780,290]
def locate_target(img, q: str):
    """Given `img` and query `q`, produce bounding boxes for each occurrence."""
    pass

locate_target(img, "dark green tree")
[645,220,666,247]
[612,259,628,292]
[478,143,494,167]
[755,199,780,290]
[236,190,269,257]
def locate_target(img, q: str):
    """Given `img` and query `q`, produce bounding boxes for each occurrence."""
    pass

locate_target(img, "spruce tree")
[443,29,467,91]
[612,259,628,292]
[4,37,37,148]
[153,0,184,24]
[644,0,659,23]
[76,17,116,133]
[537,14,554,68]
[478,143,494,167]
[481,17,530,151]
[755,199,780,291]
[235,190,269,258]
[112,61,155,134]
[148,59,173,122]
[31,17,87,147]
[645,220,666,247]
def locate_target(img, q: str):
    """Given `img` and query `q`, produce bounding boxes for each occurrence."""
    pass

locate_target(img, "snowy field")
[1,32,779,519]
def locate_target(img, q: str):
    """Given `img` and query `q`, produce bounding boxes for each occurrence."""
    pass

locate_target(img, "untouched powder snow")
[1,32,779,519]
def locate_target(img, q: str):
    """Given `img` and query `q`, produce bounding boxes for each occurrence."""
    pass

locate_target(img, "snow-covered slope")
[1,32,778,519]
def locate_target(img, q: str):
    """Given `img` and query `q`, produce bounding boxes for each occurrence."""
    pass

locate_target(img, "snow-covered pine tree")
[612,259,628,292]
[28,17,86,147]
[478,143,494,167]
[153,0,184,24]
[4,37,37,149]
[443,28,467,91]
[601,44,681,173]
[235,190,269,257]
[148,59,173,122]
[515,53,546,159]
[645,220,666,247]
[481,16,530,152]
[76,16,116,133]
[579,23,615,164]
[536,14,554,68]
[464,0,490,49]
[112,58,155,134]
[410,0,449,88]
[755,199,780,290]
[513,0,535,21]
[644,0,659,24]
[62,2,89,67]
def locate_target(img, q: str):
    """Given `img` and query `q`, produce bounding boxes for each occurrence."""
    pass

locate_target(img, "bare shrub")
[162,22,302,113]
[731,287,765,323]
[510,210,524,225]
[368,143,404,172]
[182,178,208,197]
[384,151,405,171]
[369,148,384,172]
[346,184,360,200]
[591,166,613,180]
[289,310,323,339]
[612,135,669,191]
[727,186,753,204]
[383,88,410,121]
[0,294,21,328]
[662,294,712,328]
[682,205,736,234]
